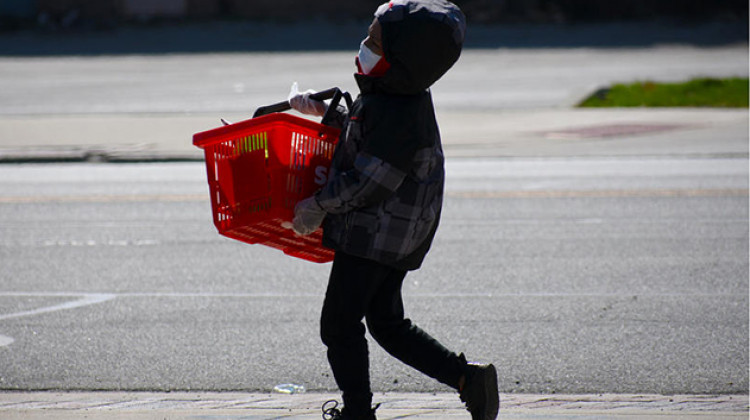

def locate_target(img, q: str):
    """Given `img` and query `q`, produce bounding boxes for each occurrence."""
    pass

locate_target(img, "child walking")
[289,1,499,419]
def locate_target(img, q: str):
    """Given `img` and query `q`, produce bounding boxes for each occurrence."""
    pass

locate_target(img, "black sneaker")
[459,363,500,420]
[322,400,379,420]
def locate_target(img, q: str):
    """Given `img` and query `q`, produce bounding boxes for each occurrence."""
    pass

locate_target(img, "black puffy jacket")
[315,0,466,270]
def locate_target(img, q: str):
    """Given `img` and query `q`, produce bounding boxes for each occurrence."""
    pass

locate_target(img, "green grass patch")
[578,77,749,108]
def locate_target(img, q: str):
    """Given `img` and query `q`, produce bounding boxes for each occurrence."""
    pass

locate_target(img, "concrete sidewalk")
[0,108,747,162]
[0,392,747,419]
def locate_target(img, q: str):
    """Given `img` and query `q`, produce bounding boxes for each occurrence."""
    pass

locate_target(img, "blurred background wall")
[1,0,747,29]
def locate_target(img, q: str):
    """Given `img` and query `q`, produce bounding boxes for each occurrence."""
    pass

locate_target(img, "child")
[290,1,499,419]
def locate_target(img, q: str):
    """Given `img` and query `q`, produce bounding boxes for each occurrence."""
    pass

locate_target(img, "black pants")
[320,251,466,414]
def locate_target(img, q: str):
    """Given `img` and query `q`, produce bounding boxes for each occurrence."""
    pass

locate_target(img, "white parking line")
[0,293,116,322]
[0,334,13,346]
[0,293,116,347]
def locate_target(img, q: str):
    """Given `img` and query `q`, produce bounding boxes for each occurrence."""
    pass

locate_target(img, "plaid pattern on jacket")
[314,79,445,270]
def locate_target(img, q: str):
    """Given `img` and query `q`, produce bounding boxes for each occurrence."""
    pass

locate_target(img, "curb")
[0,109,747,163]
[0,392,747,412]
[0,148,203,164]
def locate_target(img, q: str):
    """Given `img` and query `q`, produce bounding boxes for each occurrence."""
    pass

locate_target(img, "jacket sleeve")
[315,151,407,214]
[314,97,420,214]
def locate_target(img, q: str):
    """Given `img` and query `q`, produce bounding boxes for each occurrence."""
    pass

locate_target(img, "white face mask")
[356,41,384,75]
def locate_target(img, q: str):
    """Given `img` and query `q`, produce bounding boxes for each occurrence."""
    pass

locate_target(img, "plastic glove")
[288,82,328,117]
[292,196,326,236]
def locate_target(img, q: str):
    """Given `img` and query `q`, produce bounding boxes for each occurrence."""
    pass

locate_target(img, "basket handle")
[252,87,342,119]
[320,88,354,127]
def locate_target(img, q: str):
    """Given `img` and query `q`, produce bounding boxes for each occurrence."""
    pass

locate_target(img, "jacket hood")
[358,0,466,95]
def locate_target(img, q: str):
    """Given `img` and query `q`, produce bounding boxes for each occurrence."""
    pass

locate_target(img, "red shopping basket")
[193,89,347,263]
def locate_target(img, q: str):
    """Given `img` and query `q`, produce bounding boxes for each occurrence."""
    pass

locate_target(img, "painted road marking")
[0,293,116,322]
[41,239,159,247]
[0,293,116,347]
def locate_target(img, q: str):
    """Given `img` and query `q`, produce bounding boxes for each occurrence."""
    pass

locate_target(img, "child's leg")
[365,266,466,390]
[320,252,391,415]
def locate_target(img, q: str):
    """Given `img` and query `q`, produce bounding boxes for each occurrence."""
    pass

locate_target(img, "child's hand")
[288,82,328,117]
[293,196,326,236]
